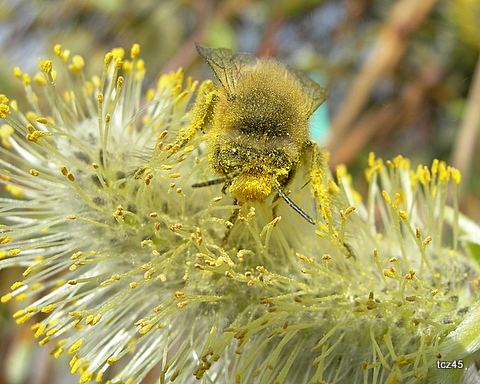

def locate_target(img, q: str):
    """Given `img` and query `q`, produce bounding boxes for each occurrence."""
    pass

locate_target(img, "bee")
[188,44,328,225]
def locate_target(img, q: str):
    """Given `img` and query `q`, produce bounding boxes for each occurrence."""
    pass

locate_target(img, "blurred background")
[0,0,479,383]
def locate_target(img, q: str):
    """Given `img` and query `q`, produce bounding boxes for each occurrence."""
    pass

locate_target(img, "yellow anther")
[53,347,64,358]
[327,178,340,194]
[114,57,123,69]
[91,75,100,89]
[423,237,432,246]
[112,48,125,59]
[38,59,53,73]
[136,59,145,72]
[0,104,11,118]
[36,117,48,124]
[68,339,83,354]
[139,323,152,334]
[439,164,450,182]
[6,185,23,198]
[42,304,55,313]
[451,168,462,184]
[15,292,27,301]
[10,281,23,290]
[9,99,18,111]
[72,55,84,68]
[70,357,81,373]
[46,328,59,337]
[26,130,47,142]
[145,88,155,100]
[34,323,46,336]
[131,43,140,58]
[16,313,31,324]
[122,60,132,73]
[393,193,401,208]
[1,293,12,303]
[393,155,403,168]
[39,336,50,346]
[423,167,431,183]
[104,52,114,64]
[344,206,356,215]
[382,190,391,205]
[13,67,23,78]
[54,44,70,62]
[69,55,85,75]
[383,269,395,278]
[431,159,439,175]
[81,373,95,383]
[53,44,62,56]
[317,223,328,234]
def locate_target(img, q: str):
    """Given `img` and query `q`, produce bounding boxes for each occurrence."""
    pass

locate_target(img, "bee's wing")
[196,44,256,95]
[286,64,328,115]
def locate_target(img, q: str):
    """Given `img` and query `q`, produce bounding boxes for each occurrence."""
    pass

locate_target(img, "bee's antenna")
[192,170,240,188]
[273,180,315,225]
[192,177,228,188]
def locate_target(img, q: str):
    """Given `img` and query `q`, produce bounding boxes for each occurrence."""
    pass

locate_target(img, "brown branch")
[329,65,442,167]
[450,53,480,193]
[329,0,440,152]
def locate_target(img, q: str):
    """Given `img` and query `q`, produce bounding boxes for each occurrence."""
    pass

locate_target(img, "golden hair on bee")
[190,44,328,225]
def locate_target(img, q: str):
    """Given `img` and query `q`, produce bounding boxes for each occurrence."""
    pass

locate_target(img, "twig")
[328,0,440,152]
[450,53,480,194]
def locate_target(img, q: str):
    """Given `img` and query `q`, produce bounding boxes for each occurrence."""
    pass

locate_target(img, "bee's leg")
[342,241,356,259]
[306,141,355,258]
[271,197,279,221]
[222,198,240,244]
[306,140,326,200]
[174,80,217,149]
[271,191,282,220]
[133,164,150,179]
[133,81,216,179]
[226,199,240,229]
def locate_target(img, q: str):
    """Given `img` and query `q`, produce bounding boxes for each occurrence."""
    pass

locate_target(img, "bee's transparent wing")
[196,44,256,95]
[286,64,328,115]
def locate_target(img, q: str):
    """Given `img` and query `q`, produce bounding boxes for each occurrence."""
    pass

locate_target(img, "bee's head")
[203,144,293,200]
[212,145,293,174]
